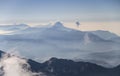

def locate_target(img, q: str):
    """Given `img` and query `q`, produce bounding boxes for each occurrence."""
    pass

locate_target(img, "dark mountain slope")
[28,57,120,76]
[0,50,120,76]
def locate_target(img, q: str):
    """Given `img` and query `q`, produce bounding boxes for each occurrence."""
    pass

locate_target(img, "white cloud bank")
[0,54,45,76]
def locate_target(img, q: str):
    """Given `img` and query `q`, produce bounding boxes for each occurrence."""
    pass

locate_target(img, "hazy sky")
[0,0,120,35]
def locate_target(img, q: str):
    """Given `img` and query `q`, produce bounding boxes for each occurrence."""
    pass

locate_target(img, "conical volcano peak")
[52,22,74,31]
[53,22,64,28]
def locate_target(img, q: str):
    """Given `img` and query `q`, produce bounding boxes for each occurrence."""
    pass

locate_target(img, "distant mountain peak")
[51,22,73,32]
[53,22,64,28]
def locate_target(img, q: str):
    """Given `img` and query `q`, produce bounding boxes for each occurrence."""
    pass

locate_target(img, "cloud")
[0,54,44,76]
[0,30,13,35]
[86,51,120,67]
[76,21,80,27]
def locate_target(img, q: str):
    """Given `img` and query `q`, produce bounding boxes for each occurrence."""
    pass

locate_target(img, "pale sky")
[0,0,120,35]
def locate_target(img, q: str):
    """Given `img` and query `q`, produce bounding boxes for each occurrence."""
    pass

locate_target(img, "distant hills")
[91,30,119,40]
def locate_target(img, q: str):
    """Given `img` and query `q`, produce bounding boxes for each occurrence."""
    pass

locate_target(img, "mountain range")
[0,22,120,67]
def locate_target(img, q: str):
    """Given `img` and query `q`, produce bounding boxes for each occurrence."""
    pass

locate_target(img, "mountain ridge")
[0,22,120,68]
[0,50,120,76]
